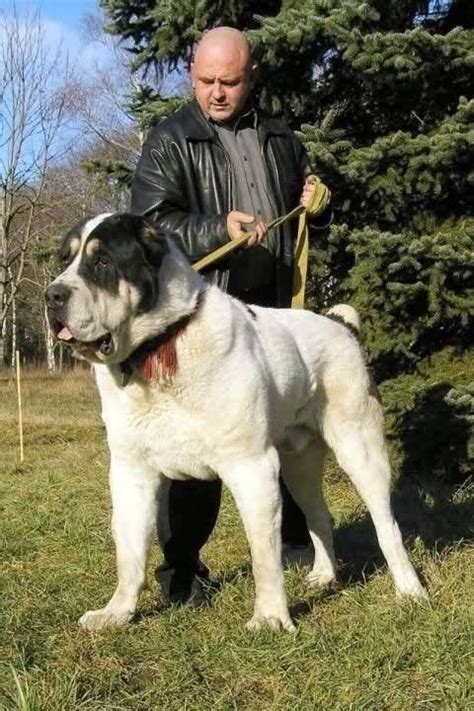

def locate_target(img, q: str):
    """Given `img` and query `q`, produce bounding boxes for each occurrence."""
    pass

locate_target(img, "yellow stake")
[16,350,24,463]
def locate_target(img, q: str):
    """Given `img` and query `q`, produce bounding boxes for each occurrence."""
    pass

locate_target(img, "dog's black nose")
[46,283,71,308]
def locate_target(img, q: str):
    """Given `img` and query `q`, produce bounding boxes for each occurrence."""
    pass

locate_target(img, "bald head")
[191,27,256,122]
[194,27,251,69]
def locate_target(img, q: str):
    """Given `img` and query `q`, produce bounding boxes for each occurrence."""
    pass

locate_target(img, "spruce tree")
[100,0,473,479]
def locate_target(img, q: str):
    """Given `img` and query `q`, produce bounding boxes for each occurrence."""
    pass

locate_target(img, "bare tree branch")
[0,3,73,364]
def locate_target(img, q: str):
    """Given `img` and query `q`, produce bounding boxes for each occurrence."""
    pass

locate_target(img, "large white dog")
[46,213,425,632]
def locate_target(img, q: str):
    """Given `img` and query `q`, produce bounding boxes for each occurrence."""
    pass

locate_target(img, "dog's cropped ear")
[137,218,169,269]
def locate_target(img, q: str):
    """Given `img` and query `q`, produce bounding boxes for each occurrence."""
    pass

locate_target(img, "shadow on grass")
[332,380,473,591]
[135,562,254,620]
[395,383,472,484]
[333,476,473,593]
[290,471,473,620]
[138,476,472,624]
[289,475,472,621]
[138,383,473,621]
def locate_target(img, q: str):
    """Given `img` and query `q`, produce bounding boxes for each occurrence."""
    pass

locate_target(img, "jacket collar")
[183,100,287,141]
[183,100,216,141]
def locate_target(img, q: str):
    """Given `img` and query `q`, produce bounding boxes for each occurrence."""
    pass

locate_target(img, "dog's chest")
[98,375,217,480]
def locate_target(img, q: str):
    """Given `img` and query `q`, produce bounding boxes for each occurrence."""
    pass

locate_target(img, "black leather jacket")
[131,100,329,306]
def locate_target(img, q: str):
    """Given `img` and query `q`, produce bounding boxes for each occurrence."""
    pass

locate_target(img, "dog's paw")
[79,607,133,631]
[395,576,428,600]
[306,568,337,588]
[245,614,296,633]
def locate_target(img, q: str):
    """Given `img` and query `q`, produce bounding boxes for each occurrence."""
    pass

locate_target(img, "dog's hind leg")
[220,448,295,632]
[322,393,426,598]
[280,438,337,588]
[79,457,160,631]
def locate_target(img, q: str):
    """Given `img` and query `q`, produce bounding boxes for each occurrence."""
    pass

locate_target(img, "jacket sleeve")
[130,132,229,261]
[292,133,333,232]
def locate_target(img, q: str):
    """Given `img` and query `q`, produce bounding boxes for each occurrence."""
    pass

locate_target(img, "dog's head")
[46,213,169,363]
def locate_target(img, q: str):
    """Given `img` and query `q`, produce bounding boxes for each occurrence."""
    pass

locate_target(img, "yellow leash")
[290,176,330,309]
[192,175,330,309]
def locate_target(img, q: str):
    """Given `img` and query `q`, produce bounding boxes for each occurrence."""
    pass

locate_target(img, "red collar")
[120,291,205,385]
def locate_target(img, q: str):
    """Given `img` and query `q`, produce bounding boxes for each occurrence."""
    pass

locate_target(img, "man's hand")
[227,211,267,248]
[300,176,331,212]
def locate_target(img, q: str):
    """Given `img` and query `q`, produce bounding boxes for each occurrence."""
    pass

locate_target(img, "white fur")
[63,234,426,632]
[326,303,361,334]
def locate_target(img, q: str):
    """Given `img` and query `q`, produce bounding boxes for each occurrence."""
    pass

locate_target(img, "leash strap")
[291,211,309,309]
[192,175,330,309]
[291,176,330,309]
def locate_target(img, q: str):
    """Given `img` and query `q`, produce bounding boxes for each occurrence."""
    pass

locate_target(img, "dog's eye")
[58,252,70,266]
[95,254,110,269]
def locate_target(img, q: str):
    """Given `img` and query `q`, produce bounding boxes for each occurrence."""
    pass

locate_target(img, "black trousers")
[162,478,310,573]
[160,280,310,574]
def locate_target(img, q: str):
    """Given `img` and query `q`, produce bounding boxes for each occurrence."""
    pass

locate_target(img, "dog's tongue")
[57,326,74,341]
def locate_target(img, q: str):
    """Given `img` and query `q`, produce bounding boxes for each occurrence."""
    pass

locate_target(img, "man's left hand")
[300,176,331,212]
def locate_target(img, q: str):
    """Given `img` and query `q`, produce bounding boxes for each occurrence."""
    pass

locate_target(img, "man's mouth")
[52,322,113,355]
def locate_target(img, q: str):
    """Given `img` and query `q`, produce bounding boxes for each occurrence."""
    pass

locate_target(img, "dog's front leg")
[79,456,160,631]
[221,449,295,632]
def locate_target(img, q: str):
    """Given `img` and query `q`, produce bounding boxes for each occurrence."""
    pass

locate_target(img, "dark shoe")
[155,562,213,607]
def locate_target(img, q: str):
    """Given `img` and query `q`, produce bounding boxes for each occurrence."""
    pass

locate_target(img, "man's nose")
[45,283,71,308]
[212,80,225,99]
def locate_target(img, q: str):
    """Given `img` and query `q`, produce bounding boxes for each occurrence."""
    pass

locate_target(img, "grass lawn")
[0,362,472,710]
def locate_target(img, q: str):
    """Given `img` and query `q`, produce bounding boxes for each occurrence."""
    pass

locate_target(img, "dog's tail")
[326,304,361,338]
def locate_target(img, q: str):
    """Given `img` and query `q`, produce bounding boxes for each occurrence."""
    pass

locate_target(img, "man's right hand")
[227,211,267,247]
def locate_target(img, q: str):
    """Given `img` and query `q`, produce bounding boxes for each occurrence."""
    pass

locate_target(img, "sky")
[0,1,121,176]
[0,0,184,174]
[11,0,116,70]
[7,1,185,90]
[39,0,94,25]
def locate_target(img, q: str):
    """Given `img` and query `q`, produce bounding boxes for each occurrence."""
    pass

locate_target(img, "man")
[131,27,332,604]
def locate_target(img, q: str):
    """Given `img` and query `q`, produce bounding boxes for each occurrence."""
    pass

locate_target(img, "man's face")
[191,47,253,122]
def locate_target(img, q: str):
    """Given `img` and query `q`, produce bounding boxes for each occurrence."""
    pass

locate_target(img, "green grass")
[0,362,472,710]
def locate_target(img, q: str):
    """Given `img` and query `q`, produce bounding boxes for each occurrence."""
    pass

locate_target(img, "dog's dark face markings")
[58,219,89,267]
[88,214,167,312]
[58,214,167,309]
[47,213,169,362]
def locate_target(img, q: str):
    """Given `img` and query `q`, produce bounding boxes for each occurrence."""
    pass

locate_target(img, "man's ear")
[190,62,196,88]
[138,218,169,270]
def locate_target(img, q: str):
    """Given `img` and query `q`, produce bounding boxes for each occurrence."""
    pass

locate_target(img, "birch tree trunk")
[44,301,56,373]
[0,6,70,367]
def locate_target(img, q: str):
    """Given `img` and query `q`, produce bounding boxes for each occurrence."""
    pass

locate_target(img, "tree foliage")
[101,0,473,477]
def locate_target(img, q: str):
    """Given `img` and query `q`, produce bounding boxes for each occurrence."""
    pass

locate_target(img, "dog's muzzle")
[46,282,71,310]
[45,282,114,356]
[45,282,73,340]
